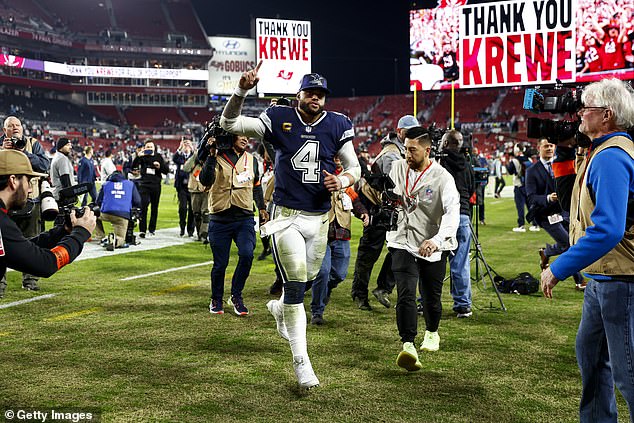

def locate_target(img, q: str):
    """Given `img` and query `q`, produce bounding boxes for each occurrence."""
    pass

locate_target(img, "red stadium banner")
[459,0,576,88]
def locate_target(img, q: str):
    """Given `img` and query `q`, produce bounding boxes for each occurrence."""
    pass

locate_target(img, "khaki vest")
[569,135,634,276]
[264,173,275,203]
[329,189,352,229]
[209,152,255,214]
[360,143,402,206]
[187,163,208,193]
[23,137,42,198]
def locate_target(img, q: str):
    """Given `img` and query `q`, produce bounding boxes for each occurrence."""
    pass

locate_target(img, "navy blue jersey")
[260,106,354,212]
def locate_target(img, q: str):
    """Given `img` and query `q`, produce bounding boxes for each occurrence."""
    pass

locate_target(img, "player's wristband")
[234,87,248,97]
[337,174,350,189]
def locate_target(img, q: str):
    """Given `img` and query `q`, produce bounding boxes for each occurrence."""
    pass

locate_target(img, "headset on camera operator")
[0,150,95,284]
[437,129,476,318]
[198,119,267,316]
[387,126,459,370]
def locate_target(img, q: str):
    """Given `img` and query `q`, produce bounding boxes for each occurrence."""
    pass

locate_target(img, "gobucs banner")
[207,36,257,95]
[459,0,576,88]
[256,18,312,95]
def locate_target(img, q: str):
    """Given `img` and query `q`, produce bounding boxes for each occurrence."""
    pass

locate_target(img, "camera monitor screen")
[410,0,634,90]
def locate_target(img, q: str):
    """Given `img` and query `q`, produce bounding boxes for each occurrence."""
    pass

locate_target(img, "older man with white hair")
[541,78,634,422]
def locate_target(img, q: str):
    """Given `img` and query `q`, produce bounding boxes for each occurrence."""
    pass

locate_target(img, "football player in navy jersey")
[221,62,361,390]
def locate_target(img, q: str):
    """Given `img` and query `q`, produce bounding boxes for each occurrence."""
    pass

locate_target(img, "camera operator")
[1,116,50,294]
[388,126,459,371]
[131,140,168,238]
[199,129,267,316]
[183,145,210,243]
[352,114,420,310]
[0,150,95,284]
[437,130,475,318]
[541,78,634,421]
[93,171,141,251]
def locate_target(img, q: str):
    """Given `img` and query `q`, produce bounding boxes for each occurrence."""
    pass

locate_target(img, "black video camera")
[523,83,590,146]
[57,183,101,226]
[365,174,400,232]
[197,115,235,162]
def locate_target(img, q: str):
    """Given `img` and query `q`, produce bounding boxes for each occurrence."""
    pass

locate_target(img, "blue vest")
[101,179,134,218]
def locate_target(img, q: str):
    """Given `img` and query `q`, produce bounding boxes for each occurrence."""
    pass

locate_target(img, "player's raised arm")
[220,60,266,139]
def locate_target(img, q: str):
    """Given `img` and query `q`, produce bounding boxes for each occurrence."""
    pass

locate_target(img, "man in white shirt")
[387,126,459,371]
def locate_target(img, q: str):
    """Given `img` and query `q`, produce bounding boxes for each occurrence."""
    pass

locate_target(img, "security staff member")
[0,150,95,285]
[131,140,168,238]
[1,115,50,293]
[199,132,267,316]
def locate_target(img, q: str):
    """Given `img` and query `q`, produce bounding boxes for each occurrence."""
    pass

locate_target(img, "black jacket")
[439,149,475,217]
[0,201,90,281]
[131,153,169,188]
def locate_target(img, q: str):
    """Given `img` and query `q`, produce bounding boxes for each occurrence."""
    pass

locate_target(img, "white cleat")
[293,355,320,390]
[266,300,289,341]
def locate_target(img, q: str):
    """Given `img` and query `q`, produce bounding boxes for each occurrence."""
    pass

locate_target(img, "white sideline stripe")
[0,293,57,309]
[120,261,213,281]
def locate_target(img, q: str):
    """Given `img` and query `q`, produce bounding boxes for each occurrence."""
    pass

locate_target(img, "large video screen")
[410,0,634,90]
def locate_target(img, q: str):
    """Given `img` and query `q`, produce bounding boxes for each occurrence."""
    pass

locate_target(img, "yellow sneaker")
[420,330,440,352]
[396,342,422,371]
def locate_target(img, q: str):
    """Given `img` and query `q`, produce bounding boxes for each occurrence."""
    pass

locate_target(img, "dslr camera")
[43,182,101,226]
[197,115,235,162]
[6,136,26,150]
[523,83,589,145]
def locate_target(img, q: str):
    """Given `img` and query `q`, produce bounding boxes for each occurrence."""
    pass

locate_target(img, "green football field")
[0,182,629,422]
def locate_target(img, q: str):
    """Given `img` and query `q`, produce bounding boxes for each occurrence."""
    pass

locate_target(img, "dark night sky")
[191,1,412,97]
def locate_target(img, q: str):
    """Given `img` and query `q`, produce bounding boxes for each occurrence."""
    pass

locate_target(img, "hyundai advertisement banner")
[207,36,257,95]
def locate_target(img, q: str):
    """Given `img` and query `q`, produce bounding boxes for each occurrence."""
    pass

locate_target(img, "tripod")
[470,200,507,311]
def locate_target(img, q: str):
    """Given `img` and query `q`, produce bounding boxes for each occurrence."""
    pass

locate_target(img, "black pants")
[139,184,161,233]
[177,188,194,235]
[350,224,395,300]
[392,248,448,343]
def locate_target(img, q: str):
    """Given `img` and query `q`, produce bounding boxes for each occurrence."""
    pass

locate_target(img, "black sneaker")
[139,232,146,239]
[269,279,283,296]
[209,299,224,314]
[456,306,473,318]
[311,314,325,325]
[353,295,372,311]
[22,280,40,291]
[228,296,249,316]
[179,230,185,237]
[372,288,391,308]
[257,249,271,261]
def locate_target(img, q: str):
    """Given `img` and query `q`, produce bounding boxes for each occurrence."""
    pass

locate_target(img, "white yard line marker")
[120,261,213,281]
[0,293,58,310]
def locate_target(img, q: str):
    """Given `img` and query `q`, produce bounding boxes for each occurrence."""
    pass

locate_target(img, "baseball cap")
[298,73,331,94]
[56,137,71,151]
[0,150,47,177]
[397,115,420,129]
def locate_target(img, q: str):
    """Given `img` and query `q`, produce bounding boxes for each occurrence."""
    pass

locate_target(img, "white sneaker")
[266,300,289,341]
[529,225,541,232]
[420,330,440,352]
[396,342,422,371]
[293,355,320,390]
[512,226,526,232]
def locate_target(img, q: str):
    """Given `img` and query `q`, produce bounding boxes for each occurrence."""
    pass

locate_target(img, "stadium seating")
[111,0,169,40]
[38,0,111,35]
[164,0,207,43]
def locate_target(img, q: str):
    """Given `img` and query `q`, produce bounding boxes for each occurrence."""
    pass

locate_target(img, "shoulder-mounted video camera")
[365,174,400,232]
[197,115,235,162]
[523,82,590,146]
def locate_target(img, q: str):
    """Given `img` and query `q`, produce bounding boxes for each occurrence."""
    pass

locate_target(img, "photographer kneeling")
[387,126,459,371]
[199,125,267,316]
[94,171,142,251]
[0,150,95,282]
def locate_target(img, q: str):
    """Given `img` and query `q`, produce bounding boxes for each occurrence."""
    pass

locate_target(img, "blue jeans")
[513,185,527,227]
[310,239,350,316]
[576,279,634,422]
[208,219,256,301]
[449,214,472,310]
